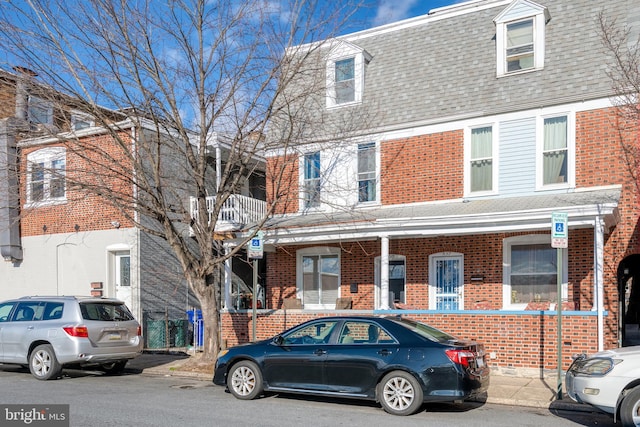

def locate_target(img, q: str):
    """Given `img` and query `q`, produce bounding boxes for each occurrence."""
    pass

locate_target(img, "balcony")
[189,195,267,233]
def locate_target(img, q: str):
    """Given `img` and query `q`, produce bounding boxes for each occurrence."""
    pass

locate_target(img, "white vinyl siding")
[498,118,536,196]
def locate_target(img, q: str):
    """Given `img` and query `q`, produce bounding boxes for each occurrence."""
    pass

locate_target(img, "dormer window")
[506,19,534,72]
[28,96,53,125]
[71,111,95,131]
[326,41,371,108]
[494,0,550,77]
[335,58,355,104]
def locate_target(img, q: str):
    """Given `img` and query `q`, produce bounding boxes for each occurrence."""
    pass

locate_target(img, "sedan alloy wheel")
[378,371,424,416]
[227,360,263,400]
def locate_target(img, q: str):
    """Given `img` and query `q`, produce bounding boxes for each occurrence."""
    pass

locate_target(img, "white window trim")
[71,110,95,131]
[428,252,464,310]
[502,234,568,310]
[25,147,67,206]
[325,43,370,109]
[296,246,341,309]
[535,112,575,190]
[464,123,499,197]
[356,141,380,206]
[495,8,547,77]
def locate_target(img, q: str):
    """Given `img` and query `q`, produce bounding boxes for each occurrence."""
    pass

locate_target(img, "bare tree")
[598,10,640,194]
[0,0,367,361]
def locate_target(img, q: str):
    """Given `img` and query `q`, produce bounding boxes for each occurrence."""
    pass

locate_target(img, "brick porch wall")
[221,309,602,371]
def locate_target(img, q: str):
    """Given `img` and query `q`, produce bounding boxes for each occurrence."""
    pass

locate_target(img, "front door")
[114,251,132,309]
[431,254,463,310]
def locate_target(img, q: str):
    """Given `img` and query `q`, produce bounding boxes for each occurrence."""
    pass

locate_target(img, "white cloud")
[372,0,420,26]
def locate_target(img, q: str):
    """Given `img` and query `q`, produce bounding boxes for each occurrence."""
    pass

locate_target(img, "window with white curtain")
[470,126,493,192]
[543,116,568,185]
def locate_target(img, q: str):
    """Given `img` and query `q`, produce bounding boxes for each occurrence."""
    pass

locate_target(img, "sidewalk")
[130,351,590,412]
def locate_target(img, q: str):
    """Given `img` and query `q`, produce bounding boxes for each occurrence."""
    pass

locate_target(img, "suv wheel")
[29,344,62,380]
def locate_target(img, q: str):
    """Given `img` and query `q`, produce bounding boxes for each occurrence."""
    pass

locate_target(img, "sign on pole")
[248,231,264,259]
[551,212,568,248]
[551,212,568,400]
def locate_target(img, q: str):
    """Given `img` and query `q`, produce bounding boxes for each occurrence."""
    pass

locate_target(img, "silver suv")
[0,296,143,380]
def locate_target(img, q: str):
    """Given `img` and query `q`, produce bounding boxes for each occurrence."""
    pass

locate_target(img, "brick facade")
[221,310,601,370]
[19,132,134,236]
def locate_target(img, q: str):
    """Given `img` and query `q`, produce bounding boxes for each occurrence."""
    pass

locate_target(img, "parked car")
[0,296,143,380]
[566,346,640,426]
[213,316,489,416]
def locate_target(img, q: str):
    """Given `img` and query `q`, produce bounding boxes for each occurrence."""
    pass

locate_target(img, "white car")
[566,346,640,426]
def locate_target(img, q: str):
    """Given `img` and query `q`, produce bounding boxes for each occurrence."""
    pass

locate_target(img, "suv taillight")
[63,326,89,338]
[445,349,475,368]
[137,326,142,336]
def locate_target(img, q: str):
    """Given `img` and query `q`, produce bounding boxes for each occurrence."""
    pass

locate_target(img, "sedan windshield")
[390,317,457,343]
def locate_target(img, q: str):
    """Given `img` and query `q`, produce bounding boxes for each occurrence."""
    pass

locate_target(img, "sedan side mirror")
[272,335,284,346]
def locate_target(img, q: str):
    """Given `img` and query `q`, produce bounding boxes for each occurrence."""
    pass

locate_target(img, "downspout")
[593,215,605,351]
[0,118,26,262]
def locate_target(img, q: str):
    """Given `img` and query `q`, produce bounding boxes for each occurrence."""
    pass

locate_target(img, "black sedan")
[213,316,490,416]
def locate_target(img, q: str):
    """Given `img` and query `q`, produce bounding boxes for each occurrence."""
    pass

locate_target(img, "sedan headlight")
[217,349,229,359]
[572,357,620,376]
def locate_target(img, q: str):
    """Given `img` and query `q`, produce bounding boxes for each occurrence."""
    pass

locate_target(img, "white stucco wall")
[0,228,140,317]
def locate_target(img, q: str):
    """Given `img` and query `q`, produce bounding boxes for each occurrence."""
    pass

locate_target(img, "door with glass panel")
[114,251,132,309]
[432,255,463,310]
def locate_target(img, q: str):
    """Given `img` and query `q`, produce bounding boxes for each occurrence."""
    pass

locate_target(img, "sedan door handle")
[314,349,327,356]
[27,326,35,330]
[377,349,392,356]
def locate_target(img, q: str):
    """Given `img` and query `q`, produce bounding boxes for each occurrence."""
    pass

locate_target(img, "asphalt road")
[0,364,615,427]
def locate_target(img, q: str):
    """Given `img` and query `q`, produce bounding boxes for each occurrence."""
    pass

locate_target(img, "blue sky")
[360,0,461,29]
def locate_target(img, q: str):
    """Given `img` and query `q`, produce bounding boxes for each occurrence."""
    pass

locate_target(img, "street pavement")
[128,351,591,413]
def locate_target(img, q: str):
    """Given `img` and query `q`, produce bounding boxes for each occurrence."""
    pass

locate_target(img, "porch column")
[592,215,605,351]
[223,244,232,309]
[380,235,390,310]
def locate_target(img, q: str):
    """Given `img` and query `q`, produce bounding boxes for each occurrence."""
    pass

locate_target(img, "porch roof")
[262,187,621,245]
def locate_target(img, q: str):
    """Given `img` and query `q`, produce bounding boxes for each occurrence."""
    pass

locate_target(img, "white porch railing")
[189,194,266,232]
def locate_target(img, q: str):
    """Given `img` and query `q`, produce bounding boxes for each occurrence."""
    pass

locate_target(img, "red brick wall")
[20,132,134,236]
[0,79,16,119]
[381,130,464,205]
[576,108,627,187]
[266,153,299,214]
[221,310,600,370]
[265,232,600,313]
